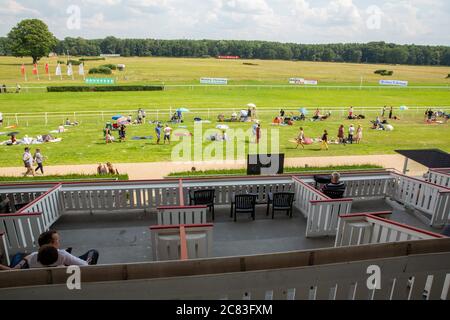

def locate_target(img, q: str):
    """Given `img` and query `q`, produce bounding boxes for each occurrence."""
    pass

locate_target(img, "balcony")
[0,169,449,299]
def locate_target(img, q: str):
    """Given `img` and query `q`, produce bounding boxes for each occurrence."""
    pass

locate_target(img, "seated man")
[12,230,99,269]
[321,172,346,199]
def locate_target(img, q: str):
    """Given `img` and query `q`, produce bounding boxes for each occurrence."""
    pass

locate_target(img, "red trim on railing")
[0,212,42,218]
[149,223,214,230]
[157,205,208,210]
[339,211,445,238]
[429,167,450,175]
[16,183,62,214]
[366,214,446,238]
[339,211,392,218]
[179,225,188,260]
[310,198,353,204]
[0,169,392,188]
[291,176,330,200]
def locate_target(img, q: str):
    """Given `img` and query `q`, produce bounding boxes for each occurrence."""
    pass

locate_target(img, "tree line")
[1,21,450,66]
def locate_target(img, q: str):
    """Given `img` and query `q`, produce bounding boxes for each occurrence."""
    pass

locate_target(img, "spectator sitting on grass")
[106,162,119,175]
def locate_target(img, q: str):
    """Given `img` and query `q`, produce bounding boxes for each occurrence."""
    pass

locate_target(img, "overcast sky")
[0,0,449,45]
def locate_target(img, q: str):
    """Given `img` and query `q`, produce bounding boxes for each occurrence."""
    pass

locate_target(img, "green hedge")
[374,69,394,76]
[100,64,117,70]
[47,85,164,92]
[79,57,106,61]
[88,66,112,75]
[67,60,82,65]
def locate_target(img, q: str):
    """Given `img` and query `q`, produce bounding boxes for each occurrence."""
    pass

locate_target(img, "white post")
[45,112,48,125]
[15,113,18,124]
[208,108,210,119]
[101,111,104,121]
[157,110,159,120]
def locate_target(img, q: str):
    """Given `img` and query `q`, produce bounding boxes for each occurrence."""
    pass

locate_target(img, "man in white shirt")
[348,124,355,144]
[163,124,172,144]
[22,147,34,176]
[6,230,99,269]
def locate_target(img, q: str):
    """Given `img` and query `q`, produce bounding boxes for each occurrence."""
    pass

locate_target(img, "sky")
[0,0,449,45]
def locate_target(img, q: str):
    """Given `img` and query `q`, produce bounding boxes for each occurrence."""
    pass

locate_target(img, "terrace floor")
[52,198,439,265]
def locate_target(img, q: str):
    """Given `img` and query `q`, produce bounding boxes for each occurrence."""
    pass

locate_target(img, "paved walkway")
[0,154,428,180]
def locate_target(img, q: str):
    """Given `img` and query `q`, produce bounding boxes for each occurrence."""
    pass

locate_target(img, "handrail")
[365,215,446,239]
[391,171,450,190]
[0,212,42,218]
[0,169,392,189]
[292,176,330,200]
[157,205,207,210]
[339,212,446,239]
[16,183,62,213]
[1,238,449,289]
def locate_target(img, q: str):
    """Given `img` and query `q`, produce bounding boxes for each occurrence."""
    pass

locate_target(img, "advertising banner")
[200,78,228,85]
[379,80,408,86]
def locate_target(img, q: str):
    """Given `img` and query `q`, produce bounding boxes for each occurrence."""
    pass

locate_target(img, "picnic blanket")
[131,136,153,140]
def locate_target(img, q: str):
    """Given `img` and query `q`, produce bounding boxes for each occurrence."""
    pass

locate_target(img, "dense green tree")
[7,19,57,63]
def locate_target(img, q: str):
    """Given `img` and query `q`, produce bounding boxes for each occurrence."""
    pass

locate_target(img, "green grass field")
[0,56,449,168]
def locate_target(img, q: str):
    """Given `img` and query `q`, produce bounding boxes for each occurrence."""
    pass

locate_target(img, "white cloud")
[0,0,448,44]
[0,0,40,15]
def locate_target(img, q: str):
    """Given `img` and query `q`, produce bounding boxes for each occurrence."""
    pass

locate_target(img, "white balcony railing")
[0,238,448,300]
[292,177,353,237]
[427,168,450,188]
[61,180,181,212]
[389,173,450,227]
[0,232,10,266]
[335,211,446,247]
[157,205,208,225]
[0,184,63,255]
[150,224,214,261]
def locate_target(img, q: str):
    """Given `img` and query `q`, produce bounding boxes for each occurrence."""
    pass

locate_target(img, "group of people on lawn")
[295,124,363,150]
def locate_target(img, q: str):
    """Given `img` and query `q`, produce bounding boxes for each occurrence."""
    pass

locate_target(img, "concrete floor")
[52,198,439,265]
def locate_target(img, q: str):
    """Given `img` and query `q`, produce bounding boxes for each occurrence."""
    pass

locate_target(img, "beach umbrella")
[399,106,408,111]
[300,108,308,115]
[7,132,19,136]
[112,115,122,120]
[117,118,128,125]
[176,108,190,112]
[216,124,229,130]
[247,103,256,108]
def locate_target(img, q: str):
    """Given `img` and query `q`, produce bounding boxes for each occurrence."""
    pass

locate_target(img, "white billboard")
[200,78,228,85]
[289,78,318,85]
[379,80,408,86]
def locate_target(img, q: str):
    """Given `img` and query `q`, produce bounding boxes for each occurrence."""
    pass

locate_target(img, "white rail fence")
[150,224,213,261]
[389,173,450,227]
[0,185,54,213]
[428,168,450,188]
[0,212,44,256]
[157,205,208,225]
[0,232,10,266]
[335,212,445,247]
[61,181,180,212]
[182,177,294,205]
[0,239,449,300]
[292,177,353,237]
[17,184,63,230]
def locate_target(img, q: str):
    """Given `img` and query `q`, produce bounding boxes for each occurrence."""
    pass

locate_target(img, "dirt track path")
[0,154,427,180]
